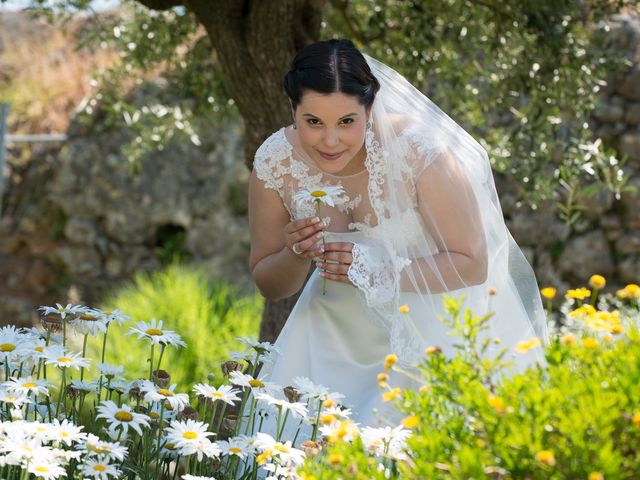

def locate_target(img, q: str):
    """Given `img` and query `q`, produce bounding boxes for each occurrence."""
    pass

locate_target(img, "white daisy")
[216,435,250,459]
[182,474,218,480]
[27,458,66,479]
[37,303,82,320]
[78,434,128,461]
[69,379,98,394]
[69,307,109,337]
[235,337,281,356]
[360,424,411,460]
[48,418,87,446]
[292,376,329,400]
[193,384,240,406]
[164,419,214,449]
[44,347,90,370]
[96,400,150,436]
[293,184,346,208]
[126,318,186,348]
[81,458,121,479]
[140,381,189,412]
[97,363,125,380]
[252,432,305,466]
[319,418,360,444]
[229,371,279,394]
[3,376,51,397]
[100,308,130,325]
[0,388,32,406]
[0,325,26,359]
[254,392,308,418]
[174,437,221,461]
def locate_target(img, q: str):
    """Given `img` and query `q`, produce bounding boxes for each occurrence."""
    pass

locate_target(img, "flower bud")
[177,405,199,421]
[221,360,243,377]
[152,369,171,388]
[283,386,301,403]
[41,314,62,333]
[300,440,322,459]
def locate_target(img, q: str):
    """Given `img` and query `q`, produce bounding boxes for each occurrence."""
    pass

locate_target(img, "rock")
[508,211,570,248]
[557,231,615,282]
[625,102,640,124]
[620,174,640,227]
[616,233,640,255]
[619,132,640,164]
[24,260,57,295]
[0,295,37,328]
[617,255,640,284]
[617,66,640,100]
[593,100,624,123]
[51,245,102,277]
[575,189,614,221]
[600,214,622,230]
[64,217,98,245]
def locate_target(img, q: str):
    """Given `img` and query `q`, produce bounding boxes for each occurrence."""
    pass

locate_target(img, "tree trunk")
[182,0,326,341]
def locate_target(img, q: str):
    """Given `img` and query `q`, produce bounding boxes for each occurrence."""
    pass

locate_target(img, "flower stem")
[316,199,327,295]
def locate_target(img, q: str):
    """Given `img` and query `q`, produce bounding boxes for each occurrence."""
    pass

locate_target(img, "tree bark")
[178,0,326,341]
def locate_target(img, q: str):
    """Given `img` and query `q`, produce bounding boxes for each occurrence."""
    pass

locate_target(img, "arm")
[248,169,323,300]
[400,151,488,294]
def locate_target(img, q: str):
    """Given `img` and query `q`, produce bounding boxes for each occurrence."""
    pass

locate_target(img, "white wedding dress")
[247,125,479,441]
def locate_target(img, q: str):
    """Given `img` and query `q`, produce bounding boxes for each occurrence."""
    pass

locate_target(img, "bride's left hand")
[317,241,354,285]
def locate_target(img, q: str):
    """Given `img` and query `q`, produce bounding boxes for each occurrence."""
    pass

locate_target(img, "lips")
[318,150,345,160]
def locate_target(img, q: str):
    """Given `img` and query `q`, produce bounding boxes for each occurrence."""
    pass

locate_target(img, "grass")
[90,261,262,392]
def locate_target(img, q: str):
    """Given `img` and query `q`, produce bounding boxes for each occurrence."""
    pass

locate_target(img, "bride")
[246,39,548,439]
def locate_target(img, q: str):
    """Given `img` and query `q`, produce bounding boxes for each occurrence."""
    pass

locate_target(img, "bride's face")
[292,91,368,176]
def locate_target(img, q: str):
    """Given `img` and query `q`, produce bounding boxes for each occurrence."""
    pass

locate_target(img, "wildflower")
[382,387,401,402]
[292,376,329,401]
[515,337,541,353]
[568,304,596,318]
[488,394,506,414]
[588,473,604,480]
[101,308,131,325]
[140,381,189,412]
[588,274,606,290]
[617,284,640,299]
[535,449,556,466]
[425,346,442,355]
[97,363,125,380]
[383,353,398,370]
[254,391,308,418]
[540,287,556,299]
[300,440,322,459]
[38,303,81,320]
[399,304,409,314]
[69,308,109,336]
[253,432,305,466]
[44,347,90,370]
[182,476,218,480]
[217,435,251,459]
[419,385,429,394]
[96,400,150,436]
[79,434,128,461]
[319,418,359,444]
[235,337,280,356]
[164,419,214,448]
[401,415,420,428]
[361,425,411,460]
[27,459,67,480]
[193,383,240,406]
[566,288,591,300]
[3,376,50,397]
[631,411,640,427]
[0,325,25,359]
[81,458,121,479]
[561,333,576,345]
[293,184,346,208]
[49,418,87,446]
[126,318,186,348]
[229,371,279,394]
[377,372,389,388]
[583,337,598,349]
[329,453,344,465]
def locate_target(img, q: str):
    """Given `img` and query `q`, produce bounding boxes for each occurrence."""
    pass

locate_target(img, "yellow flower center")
[229,447,242,453]
[145,328,163,336]
[79,313,98,321]
[22,382,37,388]
[150,412,160,419]
[157,389,173,397]
[115,411,133,422]
[211,392,224,398]
[57,357,72,363]
[182,431,198,440]
[310,190,327,198]
[35,466,50,473]
[93,465,107,472]
[249,379,264,388]
[95,446,111,454]
[165,443,176,450]
[35,346,44,352]
[274,444,290,453]
[0,343,15,352]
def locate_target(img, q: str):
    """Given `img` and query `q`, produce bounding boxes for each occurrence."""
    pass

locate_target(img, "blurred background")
[0,0,639,361]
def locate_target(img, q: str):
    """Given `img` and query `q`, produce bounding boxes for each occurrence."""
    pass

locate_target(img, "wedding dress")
[242,55,549,451]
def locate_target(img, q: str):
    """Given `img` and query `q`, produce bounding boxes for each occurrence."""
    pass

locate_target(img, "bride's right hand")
[284,217,326,259]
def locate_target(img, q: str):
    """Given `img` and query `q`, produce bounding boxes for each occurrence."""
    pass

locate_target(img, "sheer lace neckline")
[280,125,369,179]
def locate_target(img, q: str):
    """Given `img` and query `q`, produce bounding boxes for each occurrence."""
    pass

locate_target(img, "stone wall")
[1,14,639,326]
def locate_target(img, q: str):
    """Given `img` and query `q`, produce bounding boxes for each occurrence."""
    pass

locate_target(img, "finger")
[284,216,322,234]
[319,262,350,276]
[299,242,325,259]
[322,251,353,265]
[322,241,354,253]
[319,270,352,285]
[298,231,325,252]
[291,222,326,243]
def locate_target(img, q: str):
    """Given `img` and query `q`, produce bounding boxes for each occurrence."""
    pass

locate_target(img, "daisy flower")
[293,184,346,208]
[78,434,128,462]
[229,371,279,394]
[182,475,218,480]
[164,419,214,449]
[360,425,411,460]
[0,389,32,407]
[126,318,186,348]
[0,325,26,359]
[235,337,281,356]
[48,418,87,446]
[37,303,82,320]
[292,376,329,401]
[254,392,308,418]
[96,400,150,436]
[3,376,51,397]
[140,381,189,412]
[44,347,90,370]
[100,308,130,325]
[69,379,98,394]
[69,307,109,337]
[216,435,251,459]
[174,437,221,461]
[81,458,121,479]
[193,383,241,406]
[252,432,305,466]
[319,418,360,444]
[27,458,66,480]
[97,363,125,380]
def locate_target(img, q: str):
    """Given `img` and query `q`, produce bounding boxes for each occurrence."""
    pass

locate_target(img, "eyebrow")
[302,113,359,119]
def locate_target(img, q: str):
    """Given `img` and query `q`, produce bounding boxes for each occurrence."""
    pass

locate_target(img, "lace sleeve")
[253,128,293,200]
[401,124,449,179]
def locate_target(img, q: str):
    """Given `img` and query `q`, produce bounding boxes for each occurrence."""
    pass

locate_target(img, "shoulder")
[253,127,292,194]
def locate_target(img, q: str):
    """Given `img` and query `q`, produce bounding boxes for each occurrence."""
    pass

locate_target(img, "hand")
[318,241,354,285]
[284,216,326,259]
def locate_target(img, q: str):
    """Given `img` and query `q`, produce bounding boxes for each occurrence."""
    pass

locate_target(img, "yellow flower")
[561,333,576,345]
[589,274,606,290]
[515,337,541,353]
[588,473,604,480]
[399,304,409,314]
[582,337,598,349]
[419,385,430,394]
[383,354,398,370]
[535,449,556,466]
[328,453,344,465]
[540,287,557,299]
[401,415,420,429]
[631,411,640,427]
[566,288,591,300]
[425,346,442,355]
[568,304,596,318]
[617,284,640,299]
[487,394,506,414]
[377,372,389,383]
[382,387,401,402]
[610,324,624,334]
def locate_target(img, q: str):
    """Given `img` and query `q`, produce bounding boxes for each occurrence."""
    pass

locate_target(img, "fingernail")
[313,217,320,223]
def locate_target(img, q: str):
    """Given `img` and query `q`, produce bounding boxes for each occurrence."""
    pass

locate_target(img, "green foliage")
[299,291,640,479]
[91,261,262,391]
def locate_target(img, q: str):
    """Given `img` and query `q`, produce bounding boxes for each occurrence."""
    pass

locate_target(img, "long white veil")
[345,54,549,372]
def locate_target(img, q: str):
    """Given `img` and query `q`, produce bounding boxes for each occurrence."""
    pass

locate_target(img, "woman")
[247,39,548,435]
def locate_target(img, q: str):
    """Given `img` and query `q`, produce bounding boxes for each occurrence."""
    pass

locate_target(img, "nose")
[323,128,340,148]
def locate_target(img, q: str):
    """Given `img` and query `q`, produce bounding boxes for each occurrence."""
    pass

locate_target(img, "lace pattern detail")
[253,129,294,198]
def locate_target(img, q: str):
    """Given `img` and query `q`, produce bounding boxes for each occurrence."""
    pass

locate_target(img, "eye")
[306,118,321,126]
[340,118,354,125]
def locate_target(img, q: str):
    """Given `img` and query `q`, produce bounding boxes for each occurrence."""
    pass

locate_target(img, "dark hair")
[283,39,380,111]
